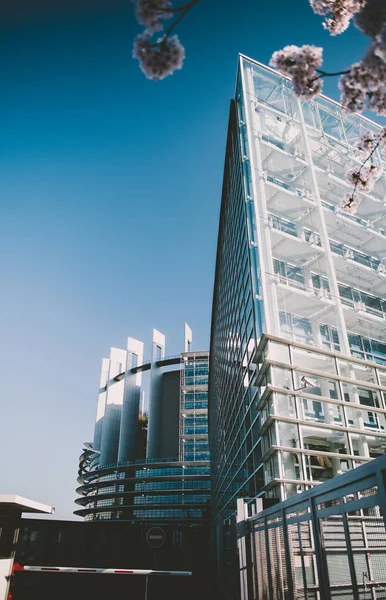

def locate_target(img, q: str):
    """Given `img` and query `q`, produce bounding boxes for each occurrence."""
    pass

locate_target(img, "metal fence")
[236,455,386,600]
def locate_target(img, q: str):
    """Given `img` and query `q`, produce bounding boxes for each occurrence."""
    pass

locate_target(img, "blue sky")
[0,0,380,519]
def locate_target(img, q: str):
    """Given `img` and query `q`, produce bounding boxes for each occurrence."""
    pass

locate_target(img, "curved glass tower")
[75,326,210,522]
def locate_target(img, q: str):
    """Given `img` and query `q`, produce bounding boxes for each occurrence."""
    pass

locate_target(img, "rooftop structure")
[0,496,54,600]
[0,496,54,516]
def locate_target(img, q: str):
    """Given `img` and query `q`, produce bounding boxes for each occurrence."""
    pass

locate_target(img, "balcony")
[272,258,386,342]
[273,273,334,321]
[268,212,386,296]
[269,218,324,266]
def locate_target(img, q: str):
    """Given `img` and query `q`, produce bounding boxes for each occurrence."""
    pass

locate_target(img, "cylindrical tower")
[117,337,144,464]
[146,329,165,459]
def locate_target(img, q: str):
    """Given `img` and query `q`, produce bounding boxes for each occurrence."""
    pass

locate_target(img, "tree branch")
[316,69,350,77]
[160,0,200,13]
[346,142,380,206]
[148,0,200,47]
[163,0,200,37]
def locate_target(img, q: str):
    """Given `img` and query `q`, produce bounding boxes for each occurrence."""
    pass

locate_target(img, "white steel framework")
[210,57,386,526]
[239,56,386,358]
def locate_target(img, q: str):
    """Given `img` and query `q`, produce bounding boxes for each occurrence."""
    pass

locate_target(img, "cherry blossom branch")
[160,0,200,13]
[132,0,386,98]
[316,69,350,77]
[270,2,386,115]
[347,143,380,203]
[133,0,201,81]
[308,68,350,87]
[342,130,385,214]
[310,0,365,35]
[157,0,199,43]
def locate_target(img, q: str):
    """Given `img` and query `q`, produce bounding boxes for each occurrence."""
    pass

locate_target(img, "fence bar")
[308,497,331,600]
[264,515,274,600]
[21,566,192,576]
[236,498,249,600]
[281,508,295,600]
[341,510,360,600]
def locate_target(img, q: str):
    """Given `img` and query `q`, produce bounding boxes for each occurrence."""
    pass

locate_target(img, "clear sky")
[0,0,382,519]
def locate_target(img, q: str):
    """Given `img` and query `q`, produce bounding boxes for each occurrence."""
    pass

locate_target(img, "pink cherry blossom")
[374,25,386,62]
[356,127,386,156]
[340,193,360,214]
[368,86,386,115]
[377,127,386,154]
[354,0,386,37]
[339,44,386,114]
[270,45,323,99]
[309,0,365,35]
[355,130,379,154]
[133,32,185,81]
[134,0,172,31]
[346,164,382,192]
[338,62,369,112]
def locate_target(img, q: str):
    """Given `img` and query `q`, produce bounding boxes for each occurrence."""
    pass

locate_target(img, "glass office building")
[210,55,386,526]
[180,353,210,464]
[75,326,210,522]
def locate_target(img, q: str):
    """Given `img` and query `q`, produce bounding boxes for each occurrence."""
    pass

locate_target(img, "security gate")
[236,455,386,600]
[8,564,192,600]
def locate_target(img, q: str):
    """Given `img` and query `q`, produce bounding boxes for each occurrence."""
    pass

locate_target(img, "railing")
[96,456,181,470]
[274,270,386,321]
[269,212,384,275]
[234,454,386,600]
[156,354,182,363]
[135,456,179,465]
[264,168,386,237]
[260,132,306,162]
[330,238,382,272]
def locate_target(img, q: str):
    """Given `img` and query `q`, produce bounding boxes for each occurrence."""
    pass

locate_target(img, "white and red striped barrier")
[17,565,192,576]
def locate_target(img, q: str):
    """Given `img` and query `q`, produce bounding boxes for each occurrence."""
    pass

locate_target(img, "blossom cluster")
[334,0,386,114]
[271,0,386,116]
[342,161,382,214]
[134,0,172,31]
[132,0,188,80]
[378,127,386,154]
[309,0,364,35]
[346,163,382,192]
[269,45,323,99]
[354,0,386,37]
[340,193,360,214]
[340,125,386,214]
[133,32,185,81]
[355,130,378,154]
[339,43,386,115]
[355,127,386,155]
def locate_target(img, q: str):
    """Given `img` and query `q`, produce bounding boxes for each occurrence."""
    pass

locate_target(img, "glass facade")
[180,353,210,462]
[76,351,210,522]
[76,457,211,522]
[258,337,386,496]
[210,57,386,525]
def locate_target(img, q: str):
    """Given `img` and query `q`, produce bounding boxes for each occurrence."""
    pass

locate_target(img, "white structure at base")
[0,496,54,600]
